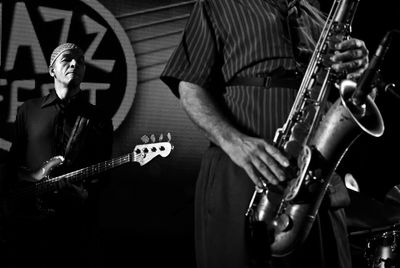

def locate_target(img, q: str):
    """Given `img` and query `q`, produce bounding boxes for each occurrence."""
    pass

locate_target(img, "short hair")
[49,43,83,67]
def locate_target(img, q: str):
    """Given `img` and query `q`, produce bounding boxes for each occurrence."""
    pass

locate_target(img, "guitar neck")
[34,153,134,195]
[14,140,172,199]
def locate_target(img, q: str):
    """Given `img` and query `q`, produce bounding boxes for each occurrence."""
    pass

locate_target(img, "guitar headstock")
[133,133,173,166]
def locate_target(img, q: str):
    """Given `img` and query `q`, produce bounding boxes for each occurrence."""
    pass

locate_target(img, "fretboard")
[23,153,134,197]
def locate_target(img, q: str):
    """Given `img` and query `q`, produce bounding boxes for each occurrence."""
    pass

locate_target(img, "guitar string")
[11,153,134,200]
[11,143,169,199]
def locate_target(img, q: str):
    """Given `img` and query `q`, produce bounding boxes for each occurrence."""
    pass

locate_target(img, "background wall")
[0,0,399,267]
[84,1,202,266]
[329,0,400,202]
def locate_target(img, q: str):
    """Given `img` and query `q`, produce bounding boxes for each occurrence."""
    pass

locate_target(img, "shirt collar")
[41,89,84,109]
[41,89,60,108]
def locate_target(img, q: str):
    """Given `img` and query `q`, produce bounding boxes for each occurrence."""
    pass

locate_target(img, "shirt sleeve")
[160,0,223,98]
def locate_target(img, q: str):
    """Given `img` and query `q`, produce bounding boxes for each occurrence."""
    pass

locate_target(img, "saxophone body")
[245,0,384,257]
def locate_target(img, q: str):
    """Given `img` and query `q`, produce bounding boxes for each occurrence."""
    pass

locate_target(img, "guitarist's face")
[49,49,86,99]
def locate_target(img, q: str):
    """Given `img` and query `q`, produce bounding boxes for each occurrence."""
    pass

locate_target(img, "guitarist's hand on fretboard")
[2,136,173,227]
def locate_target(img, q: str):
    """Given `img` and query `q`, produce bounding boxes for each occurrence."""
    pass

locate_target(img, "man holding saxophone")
[161,0,369,267]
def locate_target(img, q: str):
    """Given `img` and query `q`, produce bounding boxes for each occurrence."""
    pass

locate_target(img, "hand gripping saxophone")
[245,0,385,257]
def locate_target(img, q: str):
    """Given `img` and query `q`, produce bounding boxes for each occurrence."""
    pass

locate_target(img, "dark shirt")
[10,89,113,173]
[3,89,113,268]
[5,89,113,217]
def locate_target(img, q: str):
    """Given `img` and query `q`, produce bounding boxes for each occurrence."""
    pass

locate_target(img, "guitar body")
[2,156,66,226]
[18,156,65,182]
[1,138,173,241]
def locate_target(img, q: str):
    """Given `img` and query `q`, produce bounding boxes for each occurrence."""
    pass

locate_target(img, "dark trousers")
[194,145,352,268]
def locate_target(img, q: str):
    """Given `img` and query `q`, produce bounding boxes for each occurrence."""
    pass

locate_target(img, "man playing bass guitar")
[0,43,113,268]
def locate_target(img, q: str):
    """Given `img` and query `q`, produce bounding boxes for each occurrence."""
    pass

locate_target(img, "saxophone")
[245,0,384,257]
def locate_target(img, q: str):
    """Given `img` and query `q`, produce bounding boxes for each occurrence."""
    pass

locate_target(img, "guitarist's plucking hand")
[1,43,113,268]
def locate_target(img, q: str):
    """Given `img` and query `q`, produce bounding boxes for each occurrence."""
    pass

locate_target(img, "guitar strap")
[64,115,90,165]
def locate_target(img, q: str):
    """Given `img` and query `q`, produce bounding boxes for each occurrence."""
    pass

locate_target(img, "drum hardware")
[364,229,400,268]
[350,223,400,268]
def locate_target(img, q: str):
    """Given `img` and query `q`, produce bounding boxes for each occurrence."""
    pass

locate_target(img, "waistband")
[227,71,303,89]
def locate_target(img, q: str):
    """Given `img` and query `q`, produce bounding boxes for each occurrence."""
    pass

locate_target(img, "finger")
[332,38,367,63]
[243,165,268,188]
[253,156,281,185]
[263,143,289,167]
[331,48,367,64]
[346,67,366,80]
[335,38,366,52]
[332,58,367,73]
[255,153,286,182]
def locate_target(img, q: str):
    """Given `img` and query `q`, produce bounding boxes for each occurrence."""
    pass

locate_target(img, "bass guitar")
[2,136,173,223]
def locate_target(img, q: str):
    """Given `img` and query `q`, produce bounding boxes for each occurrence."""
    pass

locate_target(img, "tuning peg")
[159,133,164,141]
[141,135,149,143]
[150,134,156,143]
[167,132,172,141]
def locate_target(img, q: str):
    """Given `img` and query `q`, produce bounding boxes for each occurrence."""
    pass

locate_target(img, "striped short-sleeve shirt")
[161,0,324,141]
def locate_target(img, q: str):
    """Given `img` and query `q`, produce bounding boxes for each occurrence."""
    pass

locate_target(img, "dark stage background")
[0,0,399,267]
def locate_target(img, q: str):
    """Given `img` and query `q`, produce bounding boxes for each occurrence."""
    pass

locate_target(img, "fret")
[14,140,172,198]
[35,154,132,195]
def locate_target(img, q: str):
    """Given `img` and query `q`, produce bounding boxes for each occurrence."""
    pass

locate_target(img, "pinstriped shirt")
[161,0,324,141]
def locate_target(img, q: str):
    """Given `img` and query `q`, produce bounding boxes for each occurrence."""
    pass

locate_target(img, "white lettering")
[5,2,47,73]
[80,82,110,105]
[41,83,54,96]
[81,15,115,72]
[0,78,6,102]
[0,138,11,151]
[38,7,72,45]
[8,80,35,122]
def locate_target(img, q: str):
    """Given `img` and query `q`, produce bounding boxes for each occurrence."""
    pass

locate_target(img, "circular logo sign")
[0,0,137,151]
